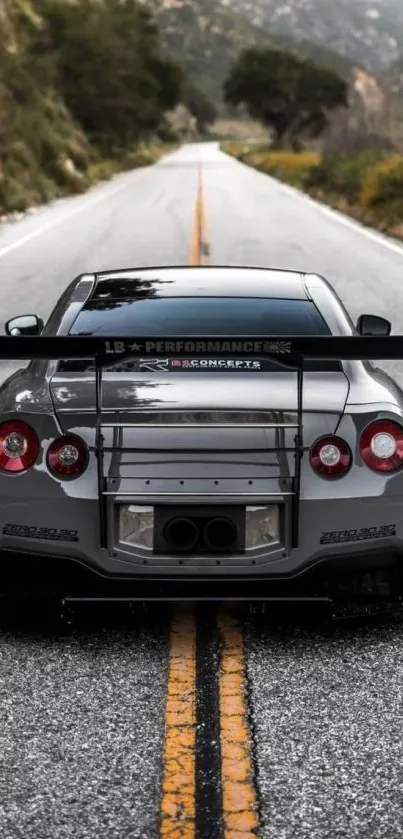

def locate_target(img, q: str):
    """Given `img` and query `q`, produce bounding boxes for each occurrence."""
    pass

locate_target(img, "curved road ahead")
[0,143,403,839]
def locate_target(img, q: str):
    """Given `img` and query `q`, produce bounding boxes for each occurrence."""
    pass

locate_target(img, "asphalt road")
[1,143,403,839]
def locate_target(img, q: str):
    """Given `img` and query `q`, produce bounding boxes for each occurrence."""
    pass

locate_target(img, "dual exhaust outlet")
[164,516,238,554]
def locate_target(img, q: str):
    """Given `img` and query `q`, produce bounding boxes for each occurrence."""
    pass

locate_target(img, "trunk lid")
[50,370,349,428]
[49,368,350,502]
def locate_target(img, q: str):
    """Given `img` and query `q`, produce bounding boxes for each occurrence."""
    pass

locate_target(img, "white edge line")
[224,150,403,258]
[0,167,151,260]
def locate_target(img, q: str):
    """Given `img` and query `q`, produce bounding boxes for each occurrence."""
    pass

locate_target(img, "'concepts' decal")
[138,358,263,371]
[170,358,262,370]
[104,339,293,356]
[320,524,396,545]
[3,524,79,542]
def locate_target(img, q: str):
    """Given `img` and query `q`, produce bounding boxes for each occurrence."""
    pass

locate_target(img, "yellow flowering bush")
[360,156,403,224]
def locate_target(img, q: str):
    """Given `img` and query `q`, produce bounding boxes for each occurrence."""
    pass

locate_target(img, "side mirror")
[5,314,44,336]
[356,314,391,336]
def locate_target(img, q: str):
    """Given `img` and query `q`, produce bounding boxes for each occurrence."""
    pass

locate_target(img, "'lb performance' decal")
[104,339,293,356]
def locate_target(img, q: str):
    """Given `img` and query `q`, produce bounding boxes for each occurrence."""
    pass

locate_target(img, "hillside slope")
[157,0,364,100]
[226,0,403,73]
[0,0,92,212]
[158,0,393,140]
[157,0,273,105]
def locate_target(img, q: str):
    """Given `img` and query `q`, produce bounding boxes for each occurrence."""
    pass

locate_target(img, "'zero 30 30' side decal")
[3,524,79,542]
[320,525,396,545]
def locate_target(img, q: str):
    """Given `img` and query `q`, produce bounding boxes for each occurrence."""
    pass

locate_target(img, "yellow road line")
[217,610,260,838]
[161,179,259,837]
[189,168,209,265]
[198,172,209,266]
[160,610,197,838]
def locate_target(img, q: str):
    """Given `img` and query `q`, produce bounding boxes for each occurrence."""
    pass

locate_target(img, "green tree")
[0,1,91,211]
[182,83,217,134]
[224,47,348,147]
[42,0,183,152]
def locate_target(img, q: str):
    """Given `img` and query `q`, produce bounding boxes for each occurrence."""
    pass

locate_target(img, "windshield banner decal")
[104,339,293,356]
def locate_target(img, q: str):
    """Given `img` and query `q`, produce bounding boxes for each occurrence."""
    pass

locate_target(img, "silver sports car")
[1,265,403,608]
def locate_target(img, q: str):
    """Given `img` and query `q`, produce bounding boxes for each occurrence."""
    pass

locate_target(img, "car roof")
[91,266,312,300]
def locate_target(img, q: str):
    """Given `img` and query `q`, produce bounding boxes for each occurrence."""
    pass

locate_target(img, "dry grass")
[212,119,269,140]
[224,142,403,241]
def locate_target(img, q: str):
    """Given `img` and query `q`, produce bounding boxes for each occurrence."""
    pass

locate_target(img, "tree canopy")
[224,47,348,146]
[0,0,217,213]
[41,0,184,152]
[182,82,217,134]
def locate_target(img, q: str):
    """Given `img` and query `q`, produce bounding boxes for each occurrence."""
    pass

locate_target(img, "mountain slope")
[158,0,391,134]
[226,0,403,73]
[382,57,403,100]
[0,0,92,212]
[157,0,365,106]
[157,0,273,105]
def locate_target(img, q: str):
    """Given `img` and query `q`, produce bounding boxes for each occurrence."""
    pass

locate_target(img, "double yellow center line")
[160,169,259,836]
[160,609,259,838]
[160,611,197,838]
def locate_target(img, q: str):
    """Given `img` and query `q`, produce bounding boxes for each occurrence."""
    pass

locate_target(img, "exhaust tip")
[203,517,238,553]
[164,517,199,553]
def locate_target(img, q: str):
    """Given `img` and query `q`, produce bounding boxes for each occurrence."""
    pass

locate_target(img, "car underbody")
[0,547,402,623]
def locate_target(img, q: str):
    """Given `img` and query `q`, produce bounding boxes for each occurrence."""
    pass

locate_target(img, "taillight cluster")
[0,421,88,478]
[309,435,351,478]
[47,434,88,478]
[359,420,403,472]
[310,420,403,478]
[0,421,39,473]
[1,418,402,481]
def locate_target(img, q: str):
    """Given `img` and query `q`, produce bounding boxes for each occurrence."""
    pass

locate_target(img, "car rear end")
[0,363,402,610]
[0,272,403,609]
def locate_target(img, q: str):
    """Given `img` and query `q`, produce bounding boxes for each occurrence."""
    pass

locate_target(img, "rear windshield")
[60,296,340,372]
[70,296,330,336]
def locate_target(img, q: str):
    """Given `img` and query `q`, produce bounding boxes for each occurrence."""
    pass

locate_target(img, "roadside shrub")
[223,141,403,238]
[260,151,321,186]
[221,141,272,162]
[120,143,170,171]
[88,159,120,184]
[88,144,171,184]
[360,156,403,224]
[236,150,321,187]
[305,151,384,203]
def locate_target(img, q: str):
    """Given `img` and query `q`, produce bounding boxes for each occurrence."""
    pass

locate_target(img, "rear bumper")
[1,547,402,602]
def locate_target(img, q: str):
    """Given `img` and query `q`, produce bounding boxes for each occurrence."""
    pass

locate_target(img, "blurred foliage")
[228,146,321,186]
[181,82,217,134]
[306,151,386,203]
[0,0,183,214]
[261,151,321,187]
[0,0,92,212]
[225,143,403,239]
[156,0,273,110]
[224,47,348,147]
[360,156,403,225]
[41,0,184,154]
[87,143,173,185]
[156,0,370,117]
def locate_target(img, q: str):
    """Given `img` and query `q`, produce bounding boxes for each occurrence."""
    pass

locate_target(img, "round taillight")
[47,434,88,478]
[0,420,39,473]
[310,435,352,477]
[359,420,403,472]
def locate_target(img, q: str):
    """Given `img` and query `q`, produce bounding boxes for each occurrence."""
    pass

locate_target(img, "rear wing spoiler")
[1,334,403,363]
